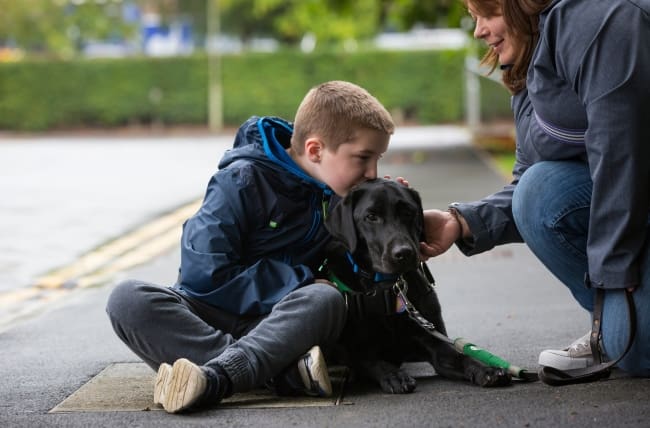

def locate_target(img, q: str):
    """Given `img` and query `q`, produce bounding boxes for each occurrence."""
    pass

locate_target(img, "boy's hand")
[315,278,336,288]
[419,209,460,260]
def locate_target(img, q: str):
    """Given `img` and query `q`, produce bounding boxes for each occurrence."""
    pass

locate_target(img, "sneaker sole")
[538,350,593,370]
[158,358,207,413]
[298,346,332,397]
[153,363,172,406]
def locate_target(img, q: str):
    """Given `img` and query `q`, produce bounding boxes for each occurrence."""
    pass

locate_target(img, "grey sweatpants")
[105,280,346,393]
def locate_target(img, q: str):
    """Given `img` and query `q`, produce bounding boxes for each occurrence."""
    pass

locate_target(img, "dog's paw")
[465,365,512,388]
[379,369,417,394]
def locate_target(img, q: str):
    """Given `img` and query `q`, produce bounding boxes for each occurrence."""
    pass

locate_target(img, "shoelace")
[568,334,591,353]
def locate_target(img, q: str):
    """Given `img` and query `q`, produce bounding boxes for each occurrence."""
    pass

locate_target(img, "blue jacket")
[173,116,337,315]
[454,0,650,289]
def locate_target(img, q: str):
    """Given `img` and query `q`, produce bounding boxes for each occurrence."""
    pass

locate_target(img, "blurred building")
[374,28,469,51]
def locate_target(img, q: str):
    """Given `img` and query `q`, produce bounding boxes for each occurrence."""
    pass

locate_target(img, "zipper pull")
[321,194,330,220]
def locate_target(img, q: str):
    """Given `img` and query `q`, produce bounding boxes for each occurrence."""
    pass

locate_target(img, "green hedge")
[0,50,512,131]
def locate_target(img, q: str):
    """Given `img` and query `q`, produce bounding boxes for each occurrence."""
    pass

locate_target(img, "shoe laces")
[567,332,592,354]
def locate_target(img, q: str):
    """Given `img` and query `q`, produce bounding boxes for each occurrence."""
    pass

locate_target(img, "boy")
[106,80,395,413]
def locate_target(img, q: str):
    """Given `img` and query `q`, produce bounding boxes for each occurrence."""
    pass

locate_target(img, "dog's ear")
[404,186,425,238]
[324,188,363,252]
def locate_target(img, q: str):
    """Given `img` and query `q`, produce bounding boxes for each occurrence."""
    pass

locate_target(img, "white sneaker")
[153,363,172,406]
[154,358,207,413]
[297,345,332,397]
[538,332,595,370]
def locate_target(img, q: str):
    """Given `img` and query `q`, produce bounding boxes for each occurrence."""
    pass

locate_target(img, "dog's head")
[325,178,424,275]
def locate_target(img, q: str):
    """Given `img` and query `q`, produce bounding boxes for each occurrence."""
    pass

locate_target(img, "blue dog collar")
[345,252,399,283]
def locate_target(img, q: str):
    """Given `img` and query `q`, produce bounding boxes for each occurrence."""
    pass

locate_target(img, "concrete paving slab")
[49,363,155,413]
[50,362,436,413]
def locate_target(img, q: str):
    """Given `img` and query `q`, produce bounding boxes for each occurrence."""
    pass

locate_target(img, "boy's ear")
[304,137,324,162]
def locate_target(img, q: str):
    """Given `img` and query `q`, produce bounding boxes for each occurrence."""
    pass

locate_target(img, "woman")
[421,0,650,382]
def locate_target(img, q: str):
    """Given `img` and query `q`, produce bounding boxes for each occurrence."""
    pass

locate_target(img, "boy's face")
[317,128,389,196]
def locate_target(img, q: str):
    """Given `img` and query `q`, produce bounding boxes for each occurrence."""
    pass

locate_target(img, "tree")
[220,0,384,46]
[218,0,465,48]
[0,0,137,58]
[383,0,465,30]
[0,0,467,58]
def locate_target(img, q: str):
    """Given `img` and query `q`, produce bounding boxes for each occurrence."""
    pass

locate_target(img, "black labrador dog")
[321,178,511,393]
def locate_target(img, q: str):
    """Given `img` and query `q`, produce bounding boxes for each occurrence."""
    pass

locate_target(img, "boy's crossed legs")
[106,280,346,412]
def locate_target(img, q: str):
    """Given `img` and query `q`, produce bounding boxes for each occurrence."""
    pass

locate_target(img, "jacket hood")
[219,116,332,194]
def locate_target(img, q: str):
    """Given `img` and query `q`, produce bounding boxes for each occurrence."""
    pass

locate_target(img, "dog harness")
[317,255,437,318]
[321,256,540,382]
[317,255,404,318]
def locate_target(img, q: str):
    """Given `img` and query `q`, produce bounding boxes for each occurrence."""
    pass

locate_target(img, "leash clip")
[393,275,408,295]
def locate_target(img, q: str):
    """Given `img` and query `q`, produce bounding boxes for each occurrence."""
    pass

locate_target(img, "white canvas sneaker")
[538,332,595,370]
[154,358,208,413]
[297,345,333,397]
[153,362,172,406]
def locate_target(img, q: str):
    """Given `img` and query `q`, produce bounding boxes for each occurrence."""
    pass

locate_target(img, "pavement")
[1,127,649,427]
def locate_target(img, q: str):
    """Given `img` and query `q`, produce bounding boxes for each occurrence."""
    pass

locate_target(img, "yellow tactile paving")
[0,198,201,331]
[33,198,200,289]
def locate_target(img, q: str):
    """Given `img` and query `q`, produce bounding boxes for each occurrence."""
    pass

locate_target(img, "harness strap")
[393,278,538,382]
[318,257,402,319]
[539,288,637,386]
[325,269,355,294]
[344,287,396,319]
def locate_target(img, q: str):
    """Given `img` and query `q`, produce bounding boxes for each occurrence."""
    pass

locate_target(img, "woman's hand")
[384,175,409,187]
[419,209,462,260]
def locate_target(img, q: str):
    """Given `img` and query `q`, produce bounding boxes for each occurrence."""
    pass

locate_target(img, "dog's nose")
[392,246,415,262]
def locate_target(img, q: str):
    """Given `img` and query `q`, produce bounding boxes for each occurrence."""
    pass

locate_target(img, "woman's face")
[468,4,516,66]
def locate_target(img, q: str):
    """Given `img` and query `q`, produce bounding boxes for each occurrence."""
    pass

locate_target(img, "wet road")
[0,126,471,328]
[0,135,232,294]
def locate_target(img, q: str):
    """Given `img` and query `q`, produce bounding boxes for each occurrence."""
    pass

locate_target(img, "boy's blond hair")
[291,81,394,154]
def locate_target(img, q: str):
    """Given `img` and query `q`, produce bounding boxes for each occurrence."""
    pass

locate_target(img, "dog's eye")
[365,213,379,222]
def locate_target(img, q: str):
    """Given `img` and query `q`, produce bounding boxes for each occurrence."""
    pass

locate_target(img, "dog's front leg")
[461,354,512,387]
[359,360,416,394]
[413,334,512,387]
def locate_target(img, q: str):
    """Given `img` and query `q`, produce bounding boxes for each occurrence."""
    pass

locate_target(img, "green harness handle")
[453,338,538,381]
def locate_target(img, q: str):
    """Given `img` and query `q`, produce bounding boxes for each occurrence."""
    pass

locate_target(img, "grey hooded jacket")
[453,0,650,289]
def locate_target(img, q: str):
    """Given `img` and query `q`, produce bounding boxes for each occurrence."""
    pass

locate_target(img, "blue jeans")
[512,161,650,376]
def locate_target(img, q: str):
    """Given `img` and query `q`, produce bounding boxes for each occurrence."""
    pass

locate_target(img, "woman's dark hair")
[465,0,552,94]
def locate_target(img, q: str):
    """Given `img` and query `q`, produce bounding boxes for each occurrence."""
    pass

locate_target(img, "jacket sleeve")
[451,176,525,256]
[553,3,650,289]
[451,93,533,255]
[178,169,315,315]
